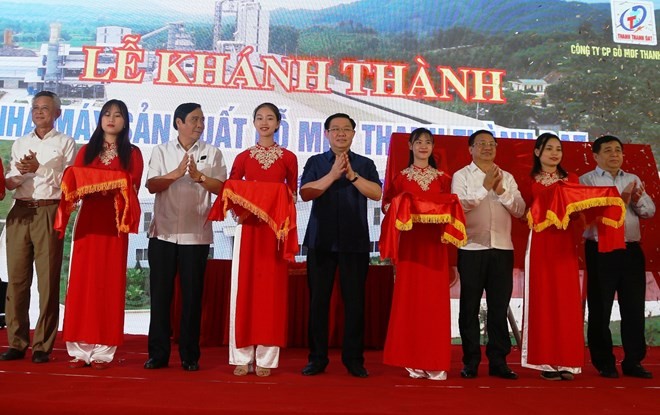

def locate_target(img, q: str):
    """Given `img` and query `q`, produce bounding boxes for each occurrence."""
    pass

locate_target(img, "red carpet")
[0,334,658,414]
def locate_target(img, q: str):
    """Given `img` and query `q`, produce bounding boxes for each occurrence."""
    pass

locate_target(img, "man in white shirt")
[580,135,655,379]
[451,130,525,379]
[143,103,227,372]
[1,91,76,364]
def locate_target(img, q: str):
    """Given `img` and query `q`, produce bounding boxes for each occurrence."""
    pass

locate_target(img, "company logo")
[620,5,648,30]
[611,0,657,46]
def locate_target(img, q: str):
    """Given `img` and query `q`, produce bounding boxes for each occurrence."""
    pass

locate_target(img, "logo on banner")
[611,0,658,45]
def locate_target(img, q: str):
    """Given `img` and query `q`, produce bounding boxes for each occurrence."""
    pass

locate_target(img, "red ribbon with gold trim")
[54,166,140,238]
[207,179,298,261]
[380,191,467,263]
[526,181,626,252]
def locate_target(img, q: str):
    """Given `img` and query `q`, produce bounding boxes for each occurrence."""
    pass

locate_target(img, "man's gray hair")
[32,90,61,110]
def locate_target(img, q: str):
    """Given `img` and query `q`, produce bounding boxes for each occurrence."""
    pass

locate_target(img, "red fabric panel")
[55,162,141,237]
[172,260,394,349]
[234,221,289,348]
[208,179,298,259]
[383,224,451,370]
[380,191,467,263]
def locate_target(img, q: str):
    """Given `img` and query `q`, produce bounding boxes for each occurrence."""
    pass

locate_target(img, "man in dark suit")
[299,113,382,378]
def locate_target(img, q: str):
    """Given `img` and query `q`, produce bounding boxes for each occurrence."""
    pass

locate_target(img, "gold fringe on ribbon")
[442,232,467,248]
[61,178,131,235]
[528,196,626,232]
[114,186,131,234]
[222,189,291,241]
[394,213,468,248]
[61,179,128,201]
[59,182,79,218]
[394,218,413,231]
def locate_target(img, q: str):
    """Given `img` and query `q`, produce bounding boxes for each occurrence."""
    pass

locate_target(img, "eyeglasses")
[327,127,354,134]
[473,141,497,148]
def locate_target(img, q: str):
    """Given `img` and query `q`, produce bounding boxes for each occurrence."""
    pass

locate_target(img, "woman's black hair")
[253,102,281,133]
[530,132,567,178]
[84,99,133,169]
[407,127,437,168]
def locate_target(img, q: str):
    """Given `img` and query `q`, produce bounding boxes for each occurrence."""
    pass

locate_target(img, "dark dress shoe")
[598,367,619,379]
[0,348,26,361]
[558,370,575,381]
[182,361,199,371]
[346,364,368,378]
[302,361,326,376]
[460,365,478,379]
[489,365,518,380]
[144,358,168,369]
[622,364,653,379]
[32,351,50,363]
[540,371,562,381]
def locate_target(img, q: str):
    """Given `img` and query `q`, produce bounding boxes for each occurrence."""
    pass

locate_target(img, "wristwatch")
[197,174,207,183]
[350,173,359,183]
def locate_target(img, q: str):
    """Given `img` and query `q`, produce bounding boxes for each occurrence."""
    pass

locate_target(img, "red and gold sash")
[208,179,298,261]
[526,181,626,252]
[380,192,467,263]
[54,166,140,237]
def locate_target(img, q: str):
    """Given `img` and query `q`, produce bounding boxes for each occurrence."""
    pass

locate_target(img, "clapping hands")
[621,180,645,205]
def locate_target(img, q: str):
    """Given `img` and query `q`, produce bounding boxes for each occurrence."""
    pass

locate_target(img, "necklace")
[249,143,283,170]
[401,165,440,191]
[535,170,565,186]
[100,141,118,166]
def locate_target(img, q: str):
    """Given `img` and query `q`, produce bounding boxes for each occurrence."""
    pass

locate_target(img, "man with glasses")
[451,129,525,379]
[1,91,76,363]
[300,113,382,377]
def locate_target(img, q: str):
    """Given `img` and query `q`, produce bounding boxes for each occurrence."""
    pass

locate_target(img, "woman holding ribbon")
[521,132,625,381]
[224,103,298,377]
[61,99,143,369]
[379,127,466,380]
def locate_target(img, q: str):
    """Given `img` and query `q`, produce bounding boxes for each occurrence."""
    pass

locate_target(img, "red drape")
[526,181,626,252]
[55,166,140,237]
[208,179,298,260]
[171,260,394,348]
[379,191,467,264]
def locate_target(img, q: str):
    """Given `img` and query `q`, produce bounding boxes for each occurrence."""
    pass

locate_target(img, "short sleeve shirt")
[147,139,227,245]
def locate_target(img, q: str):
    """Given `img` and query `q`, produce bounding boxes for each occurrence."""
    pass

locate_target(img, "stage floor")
[0,334,658,414]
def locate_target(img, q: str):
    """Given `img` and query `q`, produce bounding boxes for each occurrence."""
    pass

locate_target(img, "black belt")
[14,199,60,208]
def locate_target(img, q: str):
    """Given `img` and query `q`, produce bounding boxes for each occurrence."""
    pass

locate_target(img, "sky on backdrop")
[13,0,615,14]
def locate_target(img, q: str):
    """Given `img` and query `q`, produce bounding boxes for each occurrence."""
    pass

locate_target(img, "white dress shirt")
[5,128,76,200]
[580,166,655,242]
[451,162,526,250]
[147,139,227,245]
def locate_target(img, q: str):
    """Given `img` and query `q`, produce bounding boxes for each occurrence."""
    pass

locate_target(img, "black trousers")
[147,238,209,364]
[585,240,647,371]
[457,249,514,368]
[306,249,369,367]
